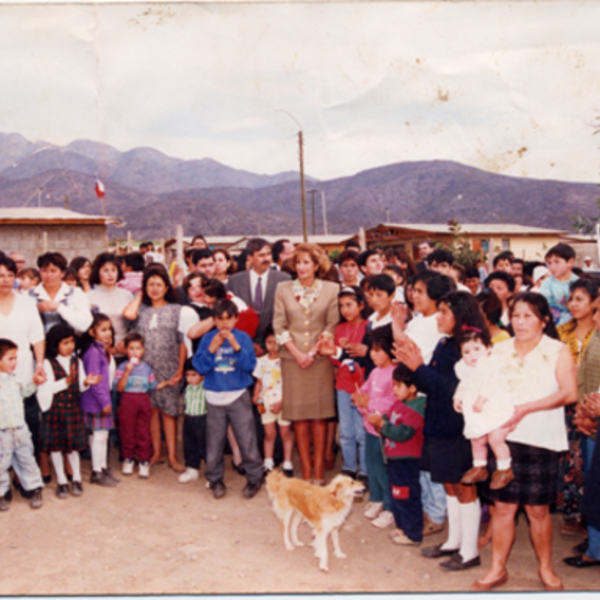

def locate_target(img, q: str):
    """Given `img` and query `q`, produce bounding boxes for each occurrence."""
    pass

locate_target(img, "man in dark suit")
[226,237,290,356]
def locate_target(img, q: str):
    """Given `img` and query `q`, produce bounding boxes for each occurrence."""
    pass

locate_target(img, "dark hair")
[367,274,396,296]
[192,248,214,265]
[212,298,238,318]
[124,252,145,272]
[70,256,91,276]
[18,267,40,283]
[272,239,291,264]
[384,264,406,281]
[370,327,394,359]
[451,263,466,283]
[394,248,416,278]
[457,328,492,350]
[0,254,17,276]
[45,324,76,359]
[141,265,178,305]
[492,252,513,268]
[123,332,144,348]
[545,243,576,262]
[358,249,379,268]
[62,267,79,284]
[184,357,199,372]
[182,271,206,294]
[338,285,369,321]
[485,271,516,293]
[512,258,525,269]
[465,265,480,280]
[79,313,113,356]
[428,248,454,267]
[392,363,415,386]
[509,292,558,339]
[213,248,237,275]
[90,252,123,286]
[477,289,504,327]
[413,271,455,301]
[0,338,18,360]
[344,239,361,251]
[191,235,207,247]
[246,238,270,256]
[337,249,360,267]
[569,276,600,302]
[437,291,489,341]
[37,252,68,272]
[202,278,227,300]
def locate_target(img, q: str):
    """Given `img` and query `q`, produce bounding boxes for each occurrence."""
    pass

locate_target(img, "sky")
[2,1,600,183]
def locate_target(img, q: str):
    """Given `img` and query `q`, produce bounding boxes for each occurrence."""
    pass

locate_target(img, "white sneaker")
[122,459,134,476]
[371,510,395,529]
[363,501,383,520]
[178,468,199,484]
[138,461,150,479]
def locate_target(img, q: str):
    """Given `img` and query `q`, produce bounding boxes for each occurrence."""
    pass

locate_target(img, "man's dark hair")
[366,274,396,296]
[413,270,455,300]
[0,337,18,360]
[192,248,214,265]
[392,363,415,386]
[191,235,207,246]
[123,332,145,348]
[245,238,270,256]
[337,249,360,266]
[485,271,516,293]
[344,239,361,251]
[213,298,239,318]
[124,252,145,272]
[427,248,454,267]
[37,252,68,272]
[493,251,513,268]
[545,243,576,262]
[0,255,17,276]
[272,239,291,264]
[465,265,480,280]
[358,249,379,268]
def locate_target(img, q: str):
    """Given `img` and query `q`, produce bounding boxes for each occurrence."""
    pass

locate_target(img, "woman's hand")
[295,352,314,369]
[351,391,369,409]
[583,393,600,418]
[345,342,367,358]
[33,363,47,386]
[84,373,102,386]
[37,300,59,313]
[502,404,529,432]
[393,339,424,371]
[318,333,336,356]
[161,370,184,389]
[453,397,463,413]
[367,412,384,429]
[101,405,112,415]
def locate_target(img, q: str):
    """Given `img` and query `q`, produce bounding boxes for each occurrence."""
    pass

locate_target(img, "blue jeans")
[582,436,596,481]
[389,459,423,542]
[587,524,600,560]
[365,433,391,511]
[336,390,367,477]
[0,426,43,495]
[420,470,447,525]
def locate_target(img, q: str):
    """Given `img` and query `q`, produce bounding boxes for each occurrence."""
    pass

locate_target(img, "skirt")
[281,357,335,421]
[40,405,87,453]
[491,441,560,506]
[83,411,115,432]
[420,434,473,484]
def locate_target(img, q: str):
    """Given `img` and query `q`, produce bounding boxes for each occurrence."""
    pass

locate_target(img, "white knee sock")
[91,431,109,473]
[51,452,68,485]
[68,451,81,482]
[441,494,461,551]
[459,498,481,562]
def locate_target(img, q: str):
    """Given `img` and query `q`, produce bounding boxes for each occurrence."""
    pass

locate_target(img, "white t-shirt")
[405,313,445,365]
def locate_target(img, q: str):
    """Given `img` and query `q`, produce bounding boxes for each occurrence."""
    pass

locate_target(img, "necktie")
[255,276,263,311]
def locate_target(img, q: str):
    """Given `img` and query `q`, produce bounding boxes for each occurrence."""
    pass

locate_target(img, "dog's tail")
[265,469,284,496]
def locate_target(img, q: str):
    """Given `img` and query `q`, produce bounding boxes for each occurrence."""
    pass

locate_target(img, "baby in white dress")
[453,329,515,490]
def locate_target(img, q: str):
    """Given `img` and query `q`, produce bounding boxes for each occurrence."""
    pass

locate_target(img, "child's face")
[186,370,203,386]
[214,312,238,333]
[495,259,512,274]
[187,278,204,303]
[340,260,359,284]
[265,335,279,356]
[92,320,113,346]
[368,289,392,314]
[546,255,574,280]
[126,340,145,361]
[58,336,76,357]
[62,274,78,286]
[0,348,18,374]
[339,296,362,323]
[18,275,36,291]
[488,279,511,304]
[370,345,391,368]
[384,269,403,286]
[364,254,384,276]
[461,339,489,367]
[412,280,437,315]
[430,261,451,276]
[393,380,417,402]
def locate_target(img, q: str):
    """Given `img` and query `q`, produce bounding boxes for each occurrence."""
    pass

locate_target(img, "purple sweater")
[80,341,111,413]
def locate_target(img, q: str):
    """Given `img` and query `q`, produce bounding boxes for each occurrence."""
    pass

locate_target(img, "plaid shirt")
[0,372,36,429]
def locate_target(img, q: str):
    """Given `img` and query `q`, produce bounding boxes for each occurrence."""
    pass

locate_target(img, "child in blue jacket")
[193,299,263,500]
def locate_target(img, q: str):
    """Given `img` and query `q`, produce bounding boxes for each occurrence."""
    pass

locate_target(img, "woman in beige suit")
[273,243,340,483]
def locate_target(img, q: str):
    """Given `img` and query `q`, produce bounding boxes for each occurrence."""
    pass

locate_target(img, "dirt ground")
[1,449,599,596]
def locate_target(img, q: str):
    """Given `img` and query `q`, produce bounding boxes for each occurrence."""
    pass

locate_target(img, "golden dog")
[266,471,365,572]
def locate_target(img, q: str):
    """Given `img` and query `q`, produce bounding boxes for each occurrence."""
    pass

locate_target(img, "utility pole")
[308,189,318,235]
[321,190,328,235]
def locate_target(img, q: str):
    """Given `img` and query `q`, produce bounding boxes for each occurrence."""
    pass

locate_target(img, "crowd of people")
[1,234,600,591]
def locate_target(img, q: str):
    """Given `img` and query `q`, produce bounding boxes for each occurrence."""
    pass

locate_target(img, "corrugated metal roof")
[379,223,567,235]
[0,207,119,224]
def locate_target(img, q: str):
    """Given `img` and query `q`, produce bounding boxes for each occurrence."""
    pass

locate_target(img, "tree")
[443,219,486,267]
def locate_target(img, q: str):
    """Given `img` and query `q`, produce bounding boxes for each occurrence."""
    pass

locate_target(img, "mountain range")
[0,131,598,240]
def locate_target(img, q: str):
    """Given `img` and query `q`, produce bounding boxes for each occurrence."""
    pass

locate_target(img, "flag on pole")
[95,179,105,199]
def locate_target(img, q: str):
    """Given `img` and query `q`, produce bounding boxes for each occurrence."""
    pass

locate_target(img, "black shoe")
[242,480,262,499]
[440,553,481,571]
[341,469,356,479]
[102,468,121,483]
[56,484,69,499]
[564,554,600,568]
[283,467,294,478]
[29,488,43,509]
[0,496,9,512]
[210,480,226,499]
[421,544,460,559]
[42,474,52,485]
[90,471,116,487]
[71,481,83,497]
[4,489,13,504]
[573,540,589,554]
[231,460,246,476]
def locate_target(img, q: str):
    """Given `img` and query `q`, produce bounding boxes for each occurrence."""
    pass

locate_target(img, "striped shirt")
[0,372,36,429]
[184,383,207,417]
[114,361,157,394]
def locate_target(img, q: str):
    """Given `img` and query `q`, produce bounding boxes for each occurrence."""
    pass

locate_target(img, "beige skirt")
[281,357,335,421]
